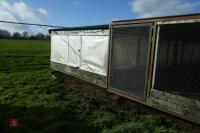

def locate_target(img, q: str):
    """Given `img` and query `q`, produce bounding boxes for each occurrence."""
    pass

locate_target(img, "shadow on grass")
[0,104,94,133]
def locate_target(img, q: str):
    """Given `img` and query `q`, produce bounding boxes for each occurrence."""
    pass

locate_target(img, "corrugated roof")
[49,24,109,32]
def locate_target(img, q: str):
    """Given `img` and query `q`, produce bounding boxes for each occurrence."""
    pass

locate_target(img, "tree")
[0,29,11,39]
[29,35,36,40]
[0,29,50,40]
[12,32,21,39]
[44,34,50,40]
[22,31,29,39]
[35,32,45,40]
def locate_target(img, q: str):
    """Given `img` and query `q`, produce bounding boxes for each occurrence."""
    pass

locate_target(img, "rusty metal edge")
[111,14,200,26]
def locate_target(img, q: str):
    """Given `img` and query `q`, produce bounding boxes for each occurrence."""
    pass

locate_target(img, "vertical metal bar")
[146,22,157,101]
[107,25,113,89]
[151,25,160,92]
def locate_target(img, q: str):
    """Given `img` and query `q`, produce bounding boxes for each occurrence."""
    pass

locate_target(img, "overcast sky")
[0,0,200,33]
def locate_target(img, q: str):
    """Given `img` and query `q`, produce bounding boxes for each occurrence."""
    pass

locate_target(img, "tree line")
[0,29,50,40]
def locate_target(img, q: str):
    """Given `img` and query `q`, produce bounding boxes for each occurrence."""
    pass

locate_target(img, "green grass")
[0,39,187,132]
[0,39,49,72]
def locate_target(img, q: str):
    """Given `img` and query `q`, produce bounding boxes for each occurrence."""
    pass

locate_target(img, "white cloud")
[0,11,29,33]
[0,0,49,33]
[38,8,48,17]
[132,0,200,18]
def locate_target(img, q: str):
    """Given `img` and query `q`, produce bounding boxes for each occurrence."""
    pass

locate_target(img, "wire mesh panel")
[153,23,200,100]
[109,24,152,100]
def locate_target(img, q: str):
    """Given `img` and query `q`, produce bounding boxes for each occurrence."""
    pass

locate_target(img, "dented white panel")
[51,35,68,65]
[80,36,109,75]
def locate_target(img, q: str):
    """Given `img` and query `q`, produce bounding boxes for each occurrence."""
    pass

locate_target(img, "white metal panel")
[51,35,68,65]
[68,36,81,67]
[80,36,109,75]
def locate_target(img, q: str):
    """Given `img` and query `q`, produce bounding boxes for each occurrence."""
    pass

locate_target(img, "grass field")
[0,39,194,132]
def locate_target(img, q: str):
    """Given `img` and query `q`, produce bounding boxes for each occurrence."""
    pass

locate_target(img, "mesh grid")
[109,24,151,99]
[154,23,200,100]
